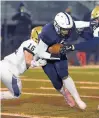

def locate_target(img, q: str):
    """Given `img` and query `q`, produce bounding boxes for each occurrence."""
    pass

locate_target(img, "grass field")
[1,67,99,118]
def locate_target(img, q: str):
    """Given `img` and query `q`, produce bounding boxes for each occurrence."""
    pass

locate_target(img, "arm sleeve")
[74,21,90,29]
[74,38,99,51]
[36,40,60,60]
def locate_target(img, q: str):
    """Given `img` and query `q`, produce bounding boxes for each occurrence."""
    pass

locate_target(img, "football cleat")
[76,100,87,110]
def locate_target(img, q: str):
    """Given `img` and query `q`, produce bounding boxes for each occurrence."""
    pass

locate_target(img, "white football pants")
[0,60,22,99]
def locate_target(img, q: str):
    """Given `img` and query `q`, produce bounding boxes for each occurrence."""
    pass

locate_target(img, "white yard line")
[75,81,99,85]
[1,89,99,99]
[1,113,68,118]
[29,66,99,69]
[70,72,99,75]
[22,92,99,99]
[20,78,99,85]
[39,86,99,90]
[1,85,99,91]
[21,79,50,82]
[69,65,99,69]
[78,86,99,89]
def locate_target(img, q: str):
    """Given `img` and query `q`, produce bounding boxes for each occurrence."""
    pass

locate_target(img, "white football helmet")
[54,12,74,37]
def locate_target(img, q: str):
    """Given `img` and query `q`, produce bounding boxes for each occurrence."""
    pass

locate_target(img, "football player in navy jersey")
[36,12,90,110]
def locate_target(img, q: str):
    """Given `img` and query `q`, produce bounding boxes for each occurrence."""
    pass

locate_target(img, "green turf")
[1,68,99,118]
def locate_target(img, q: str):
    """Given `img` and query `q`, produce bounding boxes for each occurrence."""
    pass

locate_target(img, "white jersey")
[4,39,37,76]
[93,27,99,37]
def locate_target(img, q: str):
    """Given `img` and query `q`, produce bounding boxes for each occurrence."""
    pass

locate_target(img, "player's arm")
[74,21,90,29]
[60,37,99,54]
[24,50,33,68]
[36,39,60,60]
[24,50,47,68]
[48,37,99,55]
[23,40,47,68]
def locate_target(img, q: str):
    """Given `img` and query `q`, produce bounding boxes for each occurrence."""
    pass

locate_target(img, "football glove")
[60,44,75,55]
[90,18,99,31]
[37,59,47,66]
[31,59,47,67]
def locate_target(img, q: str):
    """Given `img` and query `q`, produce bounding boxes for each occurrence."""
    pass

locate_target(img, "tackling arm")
[23,40,47,68]
[24,50,47,68]
[24,50,33,68]
[74,21,90,29]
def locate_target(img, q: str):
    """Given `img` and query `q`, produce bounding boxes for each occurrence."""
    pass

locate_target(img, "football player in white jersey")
[0,26,47,100]
[91,5,99,37]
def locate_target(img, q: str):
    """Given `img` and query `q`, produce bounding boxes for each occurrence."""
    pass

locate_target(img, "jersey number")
[28,43,36,52]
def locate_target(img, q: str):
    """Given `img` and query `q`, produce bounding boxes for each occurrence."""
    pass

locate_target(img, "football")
[48,43,63,54]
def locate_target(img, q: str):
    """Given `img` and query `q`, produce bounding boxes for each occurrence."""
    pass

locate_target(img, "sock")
[0,91,18,100]
[63,76,82,103]
[58,86,64,95]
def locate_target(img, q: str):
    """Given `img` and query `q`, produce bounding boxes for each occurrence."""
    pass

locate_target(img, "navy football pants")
[42,59,68,90]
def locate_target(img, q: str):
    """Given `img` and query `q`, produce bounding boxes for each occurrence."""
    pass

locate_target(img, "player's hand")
[31,59,47,67]
[90,18,99,30]
[37,59,47,66]
[60,44,75,55]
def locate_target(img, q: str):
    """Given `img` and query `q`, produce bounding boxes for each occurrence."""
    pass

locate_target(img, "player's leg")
[42,61,74,107]
[0,61,22,99]
[42,61,63,90]
[53,60,75,107]
[0,61,14,99]
[63,76,86,110]
[55,59,86,110]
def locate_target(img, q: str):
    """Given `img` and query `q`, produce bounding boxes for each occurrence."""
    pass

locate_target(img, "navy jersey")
[39,23,69,46]
[38,23,69,89]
